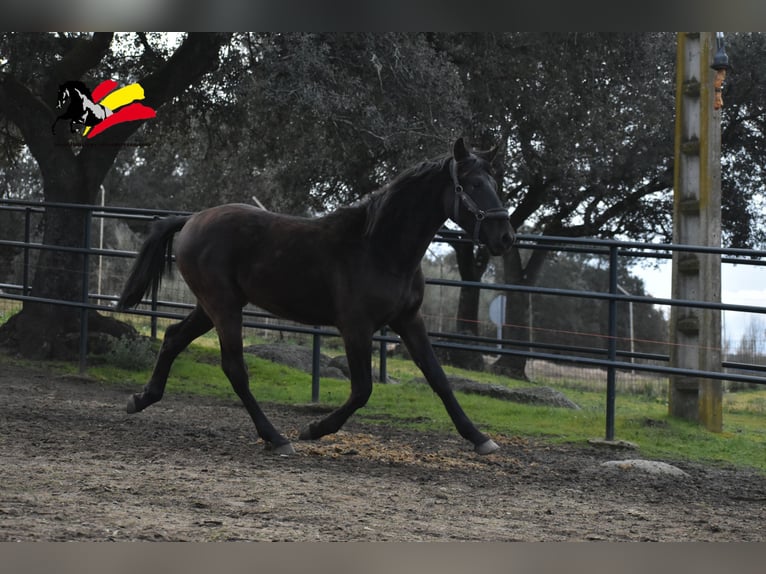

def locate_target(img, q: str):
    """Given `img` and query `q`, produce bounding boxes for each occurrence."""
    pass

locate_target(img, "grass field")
[1,300,764,473]
[9,330,762,474]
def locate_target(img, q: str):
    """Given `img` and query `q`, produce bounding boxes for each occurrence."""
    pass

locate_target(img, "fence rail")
[2,199,765,441]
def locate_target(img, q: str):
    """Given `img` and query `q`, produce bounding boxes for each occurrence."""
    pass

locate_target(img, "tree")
[102,32,766,381]
[4,32,765,372]
[430,33,678,377]
[434,32,766,378]
[720,32,766,248]
[248,33,470,211]
[103,33,470,215]
[0,33,230,357]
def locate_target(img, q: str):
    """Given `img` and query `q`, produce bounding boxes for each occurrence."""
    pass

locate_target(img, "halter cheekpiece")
[450,158,509,245]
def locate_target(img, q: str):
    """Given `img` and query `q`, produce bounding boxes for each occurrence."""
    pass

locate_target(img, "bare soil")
[1,363,764,541]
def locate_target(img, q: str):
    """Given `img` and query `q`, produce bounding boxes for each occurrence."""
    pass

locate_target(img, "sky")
[635,260,766,347]
[429,238,766,348]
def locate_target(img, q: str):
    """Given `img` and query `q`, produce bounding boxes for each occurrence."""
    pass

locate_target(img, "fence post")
[78,208,92,374]
[22,208,32,296]
[311,328,321,402]
[669,32,723,431]
[605,244,618,441]
[379,326,388,383]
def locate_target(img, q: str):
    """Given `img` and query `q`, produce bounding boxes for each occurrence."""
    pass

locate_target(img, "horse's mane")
[314,154,451,240]
[60,80,92,99]
[359,154,451,238]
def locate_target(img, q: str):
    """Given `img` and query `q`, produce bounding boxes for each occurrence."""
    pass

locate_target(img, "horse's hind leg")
[299,329,373,441]
[127,304,213,414]
[214,310,294,455]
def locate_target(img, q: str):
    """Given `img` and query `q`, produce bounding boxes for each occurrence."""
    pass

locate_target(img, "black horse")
[51,81,112,135]
[118,138,515,455]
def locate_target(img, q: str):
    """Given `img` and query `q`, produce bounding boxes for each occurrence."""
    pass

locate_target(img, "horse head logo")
[53,81,113,135]
[52,79,156,139]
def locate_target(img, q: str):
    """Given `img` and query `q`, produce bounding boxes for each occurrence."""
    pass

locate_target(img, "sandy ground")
[1,363,764,541]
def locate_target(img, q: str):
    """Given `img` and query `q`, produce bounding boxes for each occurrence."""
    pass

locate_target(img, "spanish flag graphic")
[83,79,156,139]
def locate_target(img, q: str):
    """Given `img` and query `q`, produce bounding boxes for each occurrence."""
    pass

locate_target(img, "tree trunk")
[444,242,489,371]
[491,247,530,379]
[18,203,87,357]
[491,246,550,380]
[0,33,230,359]
[0,177,135,358]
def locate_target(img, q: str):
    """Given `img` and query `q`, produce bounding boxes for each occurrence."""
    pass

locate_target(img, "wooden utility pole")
[669,32,725,431]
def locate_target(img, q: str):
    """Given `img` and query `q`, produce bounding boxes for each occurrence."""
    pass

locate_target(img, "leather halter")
[450,159,509,245]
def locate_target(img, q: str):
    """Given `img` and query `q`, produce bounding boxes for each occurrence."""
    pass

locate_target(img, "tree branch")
[77,33,232,196]
[0,73,74,183]
[140,33,231,110]
[44,33,114,103]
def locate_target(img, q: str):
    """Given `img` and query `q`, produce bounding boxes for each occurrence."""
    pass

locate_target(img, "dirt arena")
[1,363,764,542]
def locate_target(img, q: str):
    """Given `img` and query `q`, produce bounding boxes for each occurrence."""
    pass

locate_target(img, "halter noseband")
[450,159,509,245]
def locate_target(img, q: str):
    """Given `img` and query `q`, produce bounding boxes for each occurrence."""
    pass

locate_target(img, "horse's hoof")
[126,395,139,414]
[475,439,500,455]
[270,442,296,455]
[298,424,316,441]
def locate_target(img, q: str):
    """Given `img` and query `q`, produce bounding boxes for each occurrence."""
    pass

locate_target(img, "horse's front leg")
[390,311,499,455]
[299,329,373,441]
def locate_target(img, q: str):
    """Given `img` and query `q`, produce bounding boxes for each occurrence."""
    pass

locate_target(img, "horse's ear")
[452,137,471,162]
[475,142,503,165]
[473,143,505,169]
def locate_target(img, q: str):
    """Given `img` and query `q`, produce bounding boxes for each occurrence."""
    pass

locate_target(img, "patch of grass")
[0,302,21,326]
[8,339,765,474]
[725,390,766,415]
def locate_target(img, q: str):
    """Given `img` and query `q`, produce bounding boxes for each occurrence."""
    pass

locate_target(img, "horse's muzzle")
[486,231,515,256]
[501,230,516,250]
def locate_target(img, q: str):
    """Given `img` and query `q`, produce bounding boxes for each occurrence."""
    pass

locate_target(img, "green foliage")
[721,33,766,248]
[103,335,157,370]
[0,303,21,326]
[104,33,468,215]
[90,31,766,250]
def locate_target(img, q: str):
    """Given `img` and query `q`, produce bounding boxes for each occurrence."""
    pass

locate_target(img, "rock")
[245,343,330,373]
[244,343,350,380]
[328,355,351,378]
[328,355,388,382]
[413,376,580,409]
[601,459,689,477]
[319,366,348,380]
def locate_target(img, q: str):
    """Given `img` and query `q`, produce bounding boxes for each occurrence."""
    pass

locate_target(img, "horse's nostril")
[502,232,515,248]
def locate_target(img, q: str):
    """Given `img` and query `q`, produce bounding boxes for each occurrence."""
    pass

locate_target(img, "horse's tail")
[117,215,190,310]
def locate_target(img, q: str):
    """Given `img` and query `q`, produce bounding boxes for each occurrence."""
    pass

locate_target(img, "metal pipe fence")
[2,199,765,441]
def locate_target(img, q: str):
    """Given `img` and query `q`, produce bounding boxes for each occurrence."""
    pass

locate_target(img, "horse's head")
[448,138,515,256]
[56,81,91,109]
